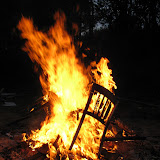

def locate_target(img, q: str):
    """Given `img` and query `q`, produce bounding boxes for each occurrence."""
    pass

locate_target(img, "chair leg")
[69,112,86,150]
[98,123,109,158]
[69,90,94,150]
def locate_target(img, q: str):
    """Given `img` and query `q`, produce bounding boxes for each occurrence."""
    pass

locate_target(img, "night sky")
[0,0,160,103]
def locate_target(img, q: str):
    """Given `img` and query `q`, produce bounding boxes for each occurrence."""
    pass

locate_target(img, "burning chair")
[69,83,119,158]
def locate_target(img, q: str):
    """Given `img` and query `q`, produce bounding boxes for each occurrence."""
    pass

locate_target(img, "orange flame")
[18,11,117,159]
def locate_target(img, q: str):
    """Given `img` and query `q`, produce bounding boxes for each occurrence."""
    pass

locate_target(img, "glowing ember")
[18,11,117,159]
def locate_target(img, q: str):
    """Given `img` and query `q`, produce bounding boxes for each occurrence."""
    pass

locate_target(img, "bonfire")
[17,11,117,159]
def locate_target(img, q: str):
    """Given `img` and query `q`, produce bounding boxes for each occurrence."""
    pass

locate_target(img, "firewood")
[7,101,50,126]
[38,144,49,155]
[113,119,135,135]
[26,152,47,160]
[104,135,146,142]
[109,123,123,137]
[100,148,121,160]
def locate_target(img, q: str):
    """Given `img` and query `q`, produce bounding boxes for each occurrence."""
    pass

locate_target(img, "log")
[26,152,46,160]
[100,148,121,160]
[109,123,123,137]
[113,119,135,135]
[7,101,50,127]
[104,135,146,142]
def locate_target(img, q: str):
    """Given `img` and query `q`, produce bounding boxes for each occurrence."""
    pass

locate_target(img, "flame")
[90,58,117,93]
[18,11,117,159]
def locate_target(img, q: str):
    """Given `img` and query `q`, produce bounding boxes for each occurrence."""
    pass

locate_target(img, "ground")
[0,87,160,159]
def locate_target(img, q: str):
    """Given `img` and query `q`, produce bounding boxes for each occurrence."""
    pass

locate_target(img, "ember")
[17,11,117,159]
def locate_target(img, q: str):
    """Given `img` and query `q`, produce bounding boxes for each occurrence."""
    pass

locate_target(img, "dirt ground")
[0,88,160,159]
[115,99,160,159]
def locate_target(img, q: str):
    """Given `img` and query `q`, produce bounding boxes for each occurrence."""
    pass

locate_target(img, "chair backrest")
[85,83,118,125]
[69,83,119,151]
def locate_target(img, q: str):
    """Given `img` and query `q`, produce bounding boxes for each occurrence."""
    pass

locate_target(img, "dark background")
[0,0,160,103]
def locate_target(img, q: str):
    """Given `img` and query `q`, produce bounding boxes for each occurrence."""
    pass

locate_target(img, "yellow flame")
[30,108,34,112]
[18,11,117,159]
[90,57,117,93]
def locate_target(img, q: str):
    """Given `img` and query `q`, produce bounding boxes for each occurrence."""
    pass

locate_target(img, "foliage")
[76,0,160,35]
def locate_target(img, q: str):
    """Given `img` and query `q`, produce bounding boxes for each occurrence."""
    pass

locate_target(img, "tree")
[89,0,160,32]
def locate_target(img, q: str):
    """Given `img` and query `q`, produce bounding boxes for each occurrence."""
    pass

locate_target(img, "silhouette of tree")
[80,0,160,33]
